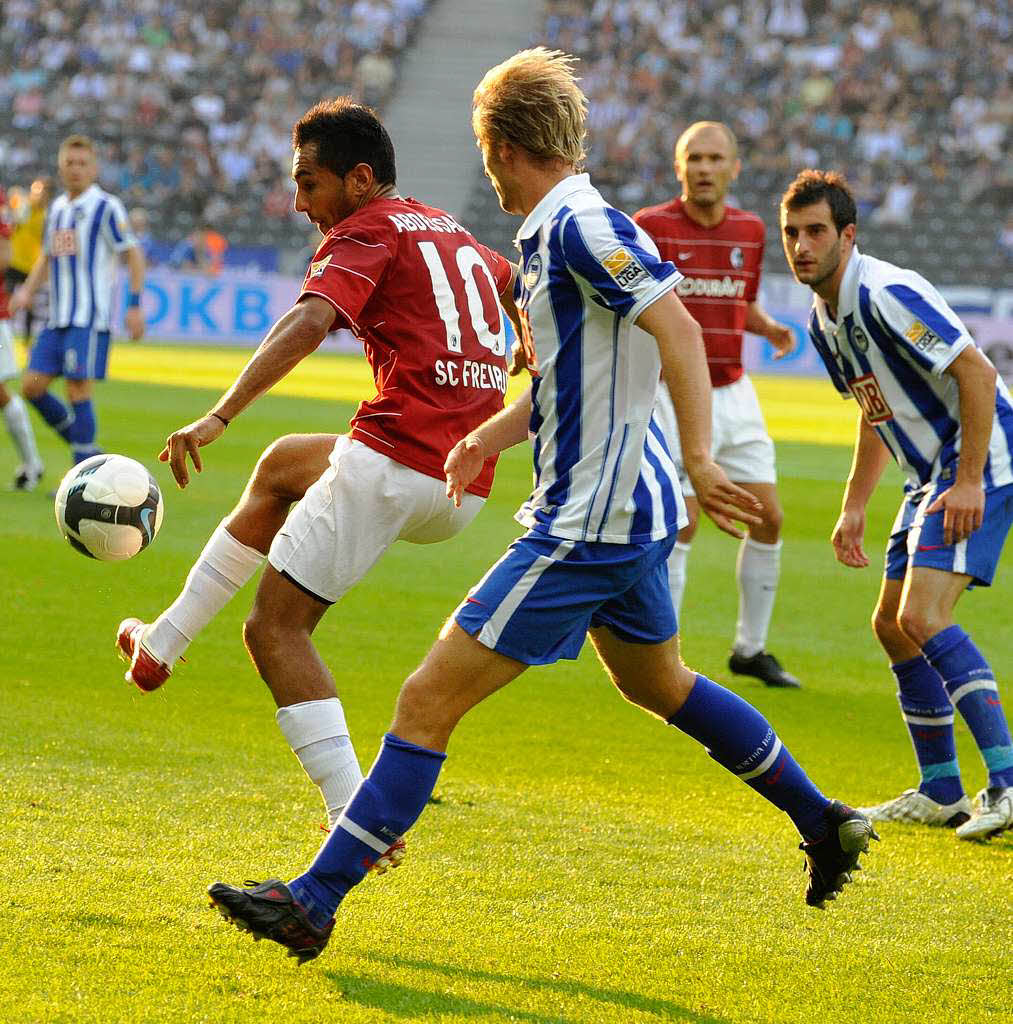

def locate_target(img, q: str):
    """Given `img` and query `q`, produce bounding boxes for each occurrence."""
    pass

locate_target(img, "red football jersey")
[633,198,765,388]
[301,197,513,497]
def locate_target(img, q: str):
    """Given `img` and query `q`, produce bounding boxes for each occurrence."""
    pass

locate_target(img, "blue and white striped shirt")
[44,184,137,331]
[514,174,686,543]
[808,247,1013,490]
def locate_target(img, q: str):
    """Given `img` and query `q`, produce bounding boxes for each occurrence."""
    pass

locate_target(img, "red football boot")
[116,617,172,692]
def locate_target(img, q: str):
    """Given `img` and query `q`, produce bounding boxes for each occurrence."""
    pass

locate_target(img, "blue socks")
[27,393,101,462]
[923,626,1013,789]
[668,674,831,840]
[892,655,964,803]
[29,391,75,442]
[289,733,446,928]
[68,399,100,463]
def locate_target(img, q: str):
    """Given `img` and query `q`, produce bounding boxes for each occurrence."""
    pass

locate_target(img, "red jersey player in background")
[635,121,801,689]
[0,189,44,490]
[117,100,516,862]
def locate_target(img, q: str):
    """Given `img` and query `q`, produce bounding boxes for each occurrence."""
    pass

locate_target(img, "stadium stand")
[463,1,1011,287]
[1,0,430,260]
[2,0,1007,284]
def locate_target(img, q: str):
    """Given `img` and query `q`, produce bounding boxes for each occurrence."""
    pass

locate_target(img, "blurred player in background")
[5,176,52,343]
[0,190,44,489]
[635,122,800,689]
[9,136,145,468]
[782,170,1013,840]
[206,50,877,965]
[118,99,514,847]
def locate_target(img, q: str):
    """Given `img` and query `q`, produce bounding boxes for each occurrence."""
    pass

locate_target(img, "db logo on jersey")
[308,254,332,278]
[602,247,645,288]
[51,229,77,257]
[849,373,894,424]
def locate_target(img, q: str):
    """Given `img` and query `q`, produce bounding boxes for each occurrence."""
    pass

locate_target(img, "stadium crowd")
[2,0,1008,282]
[539,1,1010,218]
[1,0,428,254]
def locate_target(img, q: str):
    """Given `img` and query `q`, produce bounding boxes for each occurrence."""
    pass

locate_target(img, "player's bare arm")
[8,251,48,316]
[445,386,533,507]
[497,265,529,376]
[123,245,146,342]
[745,301,795,359]
[636,291,762,537]
[925,345,998,544]
[833,413,892,568]
[160,296,335,488]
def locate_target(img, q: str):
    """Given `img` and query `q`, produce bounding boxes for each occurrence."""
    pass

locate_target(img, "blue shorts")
[454,530,678,665]
[885,481,1013,587]
[28,326,111,380]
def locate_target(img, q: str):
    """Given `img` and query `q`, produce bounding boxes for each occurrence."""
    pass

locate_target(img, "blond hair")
[472,48,587,167]
[59,134,96,157]
[675,121,739,162]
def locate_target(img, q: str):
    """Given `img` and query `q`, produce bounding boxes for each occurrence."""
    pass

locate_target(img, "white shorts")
[654,373,776,496]
[268,435,485,604]
[0,320,17,381]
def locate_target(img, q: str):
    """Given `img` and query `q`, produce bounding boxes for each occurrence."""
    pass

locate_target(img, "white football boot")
[955,786,1013,841]
[858,788,971,827]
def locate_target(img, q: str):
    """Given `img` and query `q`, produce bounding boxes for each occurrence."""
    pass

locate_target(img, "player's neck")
[680,196,725,229]
[66,184,91,200]
[515,166,577,217]
[815,254,851,320]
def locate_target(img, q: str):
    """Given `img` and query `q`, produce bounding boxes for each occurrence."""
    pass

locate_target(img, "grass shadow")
[325,953,730,1023]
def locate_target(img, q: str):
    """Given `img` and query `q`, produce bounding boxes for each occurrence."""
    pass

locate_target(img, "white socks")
[3,395,42,470]
[667,541,692,620]
[276,698,364,827]
[734,538,781,657]
[146,522,265,666]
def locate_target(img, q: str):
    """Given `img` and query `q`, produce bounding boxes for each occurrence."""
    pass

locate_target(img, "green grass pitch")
[2,344,1009,1024]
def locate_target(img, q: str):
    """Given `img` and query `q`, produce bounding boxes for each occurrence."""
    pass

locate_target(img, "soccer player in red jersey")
[634,121,801,689]
[0,192,44,490]
[117,100,516,847]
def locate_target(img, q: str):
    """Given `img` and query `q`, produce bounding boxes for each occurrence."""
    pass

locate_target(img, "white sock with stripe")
[145,522,265,666]
[276,698,364,826]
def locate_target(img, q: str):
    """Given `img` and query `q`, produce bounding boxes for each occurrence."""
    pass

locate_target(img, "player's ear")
[841,223,857,245]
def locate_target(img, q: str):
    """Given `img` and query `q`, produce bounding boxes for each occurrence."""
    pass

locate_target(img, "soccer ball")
[54,454,164,561]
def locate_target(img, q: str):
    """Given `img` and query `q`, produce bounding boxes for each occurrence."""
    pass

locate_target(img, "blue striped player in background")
[207,50,877,963]
[781,170,1013,841]
[9,135,145,467]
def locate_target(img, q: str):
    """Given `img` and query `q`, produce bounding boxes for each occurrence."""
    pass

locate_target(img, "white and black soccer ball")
[54,454,164,561]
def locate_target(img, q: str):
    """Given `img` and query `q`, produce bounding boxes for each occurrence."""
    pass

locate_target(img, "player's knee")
[761,501,783,537]
[21,378,44,400]
[872,606,903,647]
[242,605,282,662]
[251,437,295,491]
[897,605,941,648]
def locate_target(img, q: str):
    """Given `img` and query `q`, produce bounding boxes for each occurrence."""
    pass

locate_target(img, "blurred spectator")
[129,208,158,266]
[169,228,228,275]
[1001,213,1013,264]
[870,173,918,226]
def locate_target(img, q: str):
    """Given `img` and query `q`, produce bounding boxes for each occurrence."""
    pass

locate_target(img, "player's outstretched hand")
[768,322,796,360]
[832,507,869,568]
[125,306,145,342]
[159,414,227,488]
[691,461,763,539]
[445,434,488,508]
[925,480,984,545]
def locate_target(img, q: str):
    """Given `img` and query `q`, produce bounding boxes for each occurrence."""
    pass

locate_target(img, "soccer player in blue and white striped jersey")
[781,170,1013,840]
[207,51,878,961]
[10,135,145,466]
